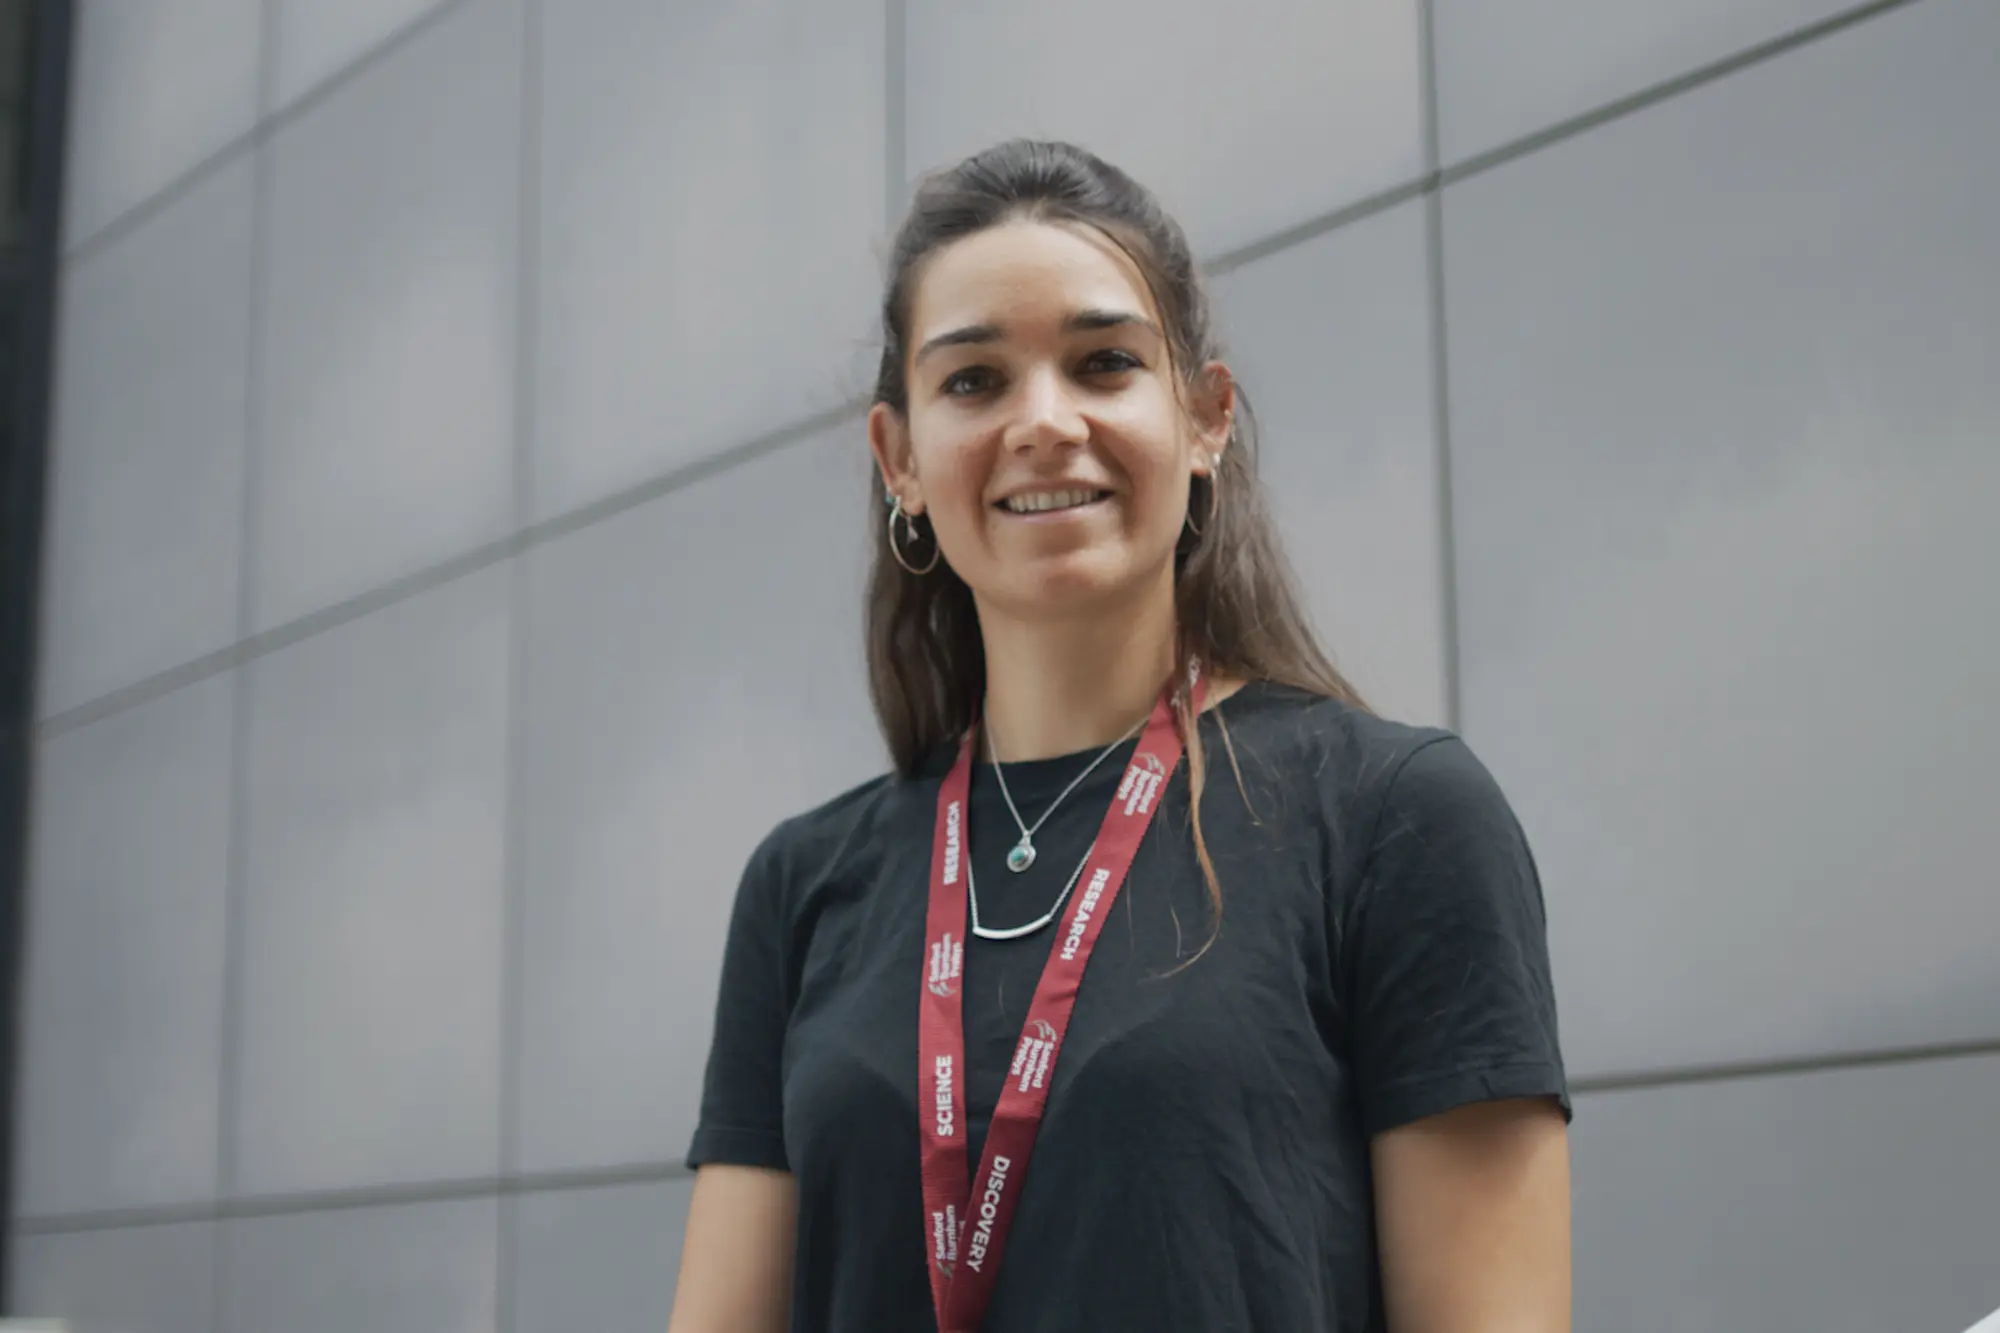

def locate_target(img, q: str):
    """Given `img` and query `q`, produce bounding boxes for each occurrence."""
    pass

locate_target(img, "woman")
[670,140,1571,1333]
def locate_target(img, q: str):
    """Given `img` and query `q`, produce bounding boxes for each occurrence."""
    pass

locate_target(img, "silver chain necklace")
[968,839,1095,941]
[986,713,1144,873]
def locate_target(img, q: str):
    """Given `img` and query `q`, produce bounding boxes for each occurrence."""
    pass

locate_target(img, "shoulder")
[1213,681,1513,852]
[737,763,930,905]
[1214,679,1459,797]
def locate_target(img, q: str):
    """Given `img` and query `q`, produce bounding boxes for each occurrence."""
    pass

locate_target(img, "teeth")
[1003,489,1099,514]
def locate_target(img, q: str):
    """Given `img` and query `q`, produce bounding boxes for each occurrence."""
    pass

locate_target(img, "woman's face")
[870,220,1231,621]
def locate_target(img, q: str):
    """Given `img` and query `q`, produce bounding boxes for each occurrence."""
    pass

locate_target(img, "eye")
[1081,348,1143,376]
[940,365,1000,397]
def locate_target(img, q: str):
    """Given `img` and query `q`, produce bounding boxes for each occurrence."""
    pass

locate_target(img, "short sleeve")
[684,828,794,1172]
[1343,735,1570,1137]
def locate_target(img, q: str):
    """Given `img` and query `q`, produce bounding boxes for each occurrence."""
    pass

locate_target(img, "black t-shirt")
[688,682,1569,1332]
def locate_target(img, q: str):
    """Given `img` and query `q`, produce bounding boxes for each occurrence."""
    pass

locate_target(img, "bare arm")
[1372,1096,1572,1333]
[667,1165,798,1333]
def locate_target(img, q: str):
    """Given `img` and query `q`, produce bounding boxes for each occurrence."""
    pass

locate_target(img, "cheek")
[1132,470,1193,540]
[912,425,991,521]
[1109,428,1197,524]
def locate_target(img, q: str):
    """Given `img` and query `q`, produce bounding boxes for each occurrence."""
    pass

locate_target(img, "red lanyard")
[918,681,1196,1331]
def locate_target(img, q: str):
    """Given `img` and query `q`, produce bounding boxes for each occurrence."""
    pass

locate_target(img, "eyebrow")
[911,308,1161,367]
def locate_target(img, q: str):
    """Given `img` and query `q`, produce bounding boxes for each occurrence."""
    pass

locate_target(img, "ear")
[1188,361,1235,476]
[868,402,925,514]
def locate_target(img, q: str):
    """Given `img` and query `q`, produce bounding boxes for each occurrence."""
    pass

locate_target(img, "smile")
[997,488,1112,516]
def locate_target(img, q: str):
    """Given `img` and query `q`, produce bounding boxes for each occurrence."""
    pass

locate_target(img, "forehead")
[908,220,1160,335]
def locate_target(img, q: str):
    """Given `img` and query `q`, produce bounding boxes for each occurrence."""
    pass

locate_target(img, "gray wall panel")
[223,1198,497,1333]
[1573,1054,2000,1333]
[534,0,885,518]
[906,0,1424,257]
[269,0,453,110]
[252,0,522,630]
[514,425,879,1174]
[234,568,510,1195]
[61,0,261,247]
[1210,200,1448,725]
[8,1221,214,1333]
[1446,0,2000,1077]
[512,1177,692,1333]
[39,159,252,715]
[1433,0,1854,164]
[15,681,231,1217]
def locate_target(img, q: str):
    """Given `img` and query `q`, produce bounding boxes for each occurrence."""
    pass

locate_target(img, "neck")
[977,576,1180,763]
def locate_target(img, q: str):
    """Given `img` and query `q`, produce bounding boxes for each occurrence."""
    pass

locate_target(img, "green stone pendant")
[1006,837,1036,873]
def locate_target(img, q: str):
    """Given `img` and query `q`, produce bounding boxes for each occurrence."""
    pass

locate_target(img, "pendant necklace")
[987,712,1145,873]
[968,840,1095,941]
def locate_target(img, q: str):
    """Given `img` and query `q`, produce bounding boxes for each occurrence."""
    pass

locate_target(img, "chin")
[985,544,1171,620]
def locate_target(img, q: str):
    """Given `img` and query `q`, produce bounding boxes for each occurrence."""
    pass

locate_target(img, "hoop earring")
[1182,463,1221,540]
[888,496,941,575]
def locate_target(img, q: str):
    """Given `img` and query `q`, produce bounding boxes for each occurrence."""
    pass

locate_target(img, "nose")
[1004,363,1088,454]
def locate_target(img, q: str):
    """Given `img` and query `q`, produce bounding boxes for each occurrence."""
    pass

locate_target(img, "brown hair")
[866,139,1366,938]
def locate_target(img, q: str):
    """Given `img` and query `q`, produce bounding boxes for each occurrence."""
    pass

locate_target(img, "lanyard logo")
[927,932,962,997]
[931,1202,958,1274]
[1117,750,1169,816]
[1009,1019,1061,1095]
